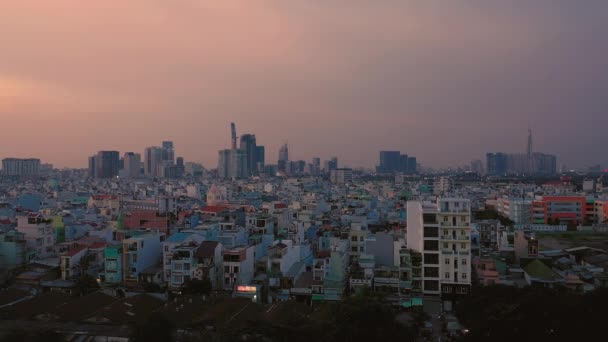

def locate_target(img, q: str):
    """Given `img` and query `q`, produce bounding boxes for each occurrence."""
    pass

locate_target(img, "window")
[359,246,364,252]
[443,243,448,249]
[164,246,169,252]
[445,258,450,265]
[461,217,467,222]
[351,247,358,252]
[462,273,467,280]
[461,230,466,235]
[424,253,439,264]
[461,243,466,249]
[443,217,449,222]
[173,275,183,283]
[445,272,450,279]
[174,264,182,270]
[424,267,439,277]
[224,266,230,273]
[184,263,190,271]
[233,266,239,273]
[424,280,439,291]
[359,236,364,242]
[351,236,357,242]
[443,230,449,235]
[461,259,467,265]
[423,240,439,251]
[225,277,230,285]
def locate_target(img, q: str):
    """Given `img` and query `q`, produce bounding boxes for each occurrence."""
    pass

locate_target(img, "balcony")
[440,235,470,241]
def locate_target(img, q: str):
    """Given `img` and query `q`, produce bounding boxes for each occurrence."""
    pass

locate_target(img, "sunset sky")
[1,1,607,169]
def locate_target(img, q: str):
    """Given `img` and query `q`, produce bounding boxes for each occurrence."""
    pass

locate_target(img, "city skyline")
[2,1,607,169]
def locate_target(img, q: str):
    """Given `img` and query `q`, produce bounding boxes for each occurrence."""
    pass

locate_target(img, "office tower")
[1,158,41,177]
[88,156,96,178]
[123,152,141,178]
[378,151,401,173]
[330,168,353,185]
[175,157,185,178]
[407,198,472,304]
[278,144,289,172]
[240,134,257,176]
[94,151,120,178]
[145,146,163,177]
[312,157,321,175]
[218,149,248,179]
[407,157,417,174]
[399,154,409,173]
[330,156,338,169]
[161,141,175,164]
[231,123,237,150]
[278,144,289,162]
[486,152,508,175]
[255,146,265,173]
[218,149,231,179]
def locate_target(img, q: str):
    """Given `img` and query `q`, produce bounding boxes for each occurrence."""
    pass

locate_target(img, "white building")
[123,233,162,284]
[330,168,353,185]
[222,246,255,290]
[16,215,55,259]
[407,198,472,307]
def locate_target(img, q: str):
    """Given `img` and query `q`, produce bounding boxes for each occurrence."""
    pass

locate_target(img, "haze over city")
[1,1,607,169]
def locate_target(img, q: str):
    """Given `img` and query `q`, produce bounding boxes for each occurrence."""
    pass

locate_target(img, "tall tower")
[231,123,237,150]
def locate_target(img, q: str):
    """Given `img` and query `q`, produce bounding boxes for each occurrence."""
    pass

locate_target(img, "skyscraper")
[161,141,175,164]
[217,123,249,179]
[145,146,163,177]
[378,151,401,173]
[278,143,289,172]
[279,144,289,162]
[123,152,142,178]
[93,151,120,178]
[240,134,257,176]
[255,146,265,173]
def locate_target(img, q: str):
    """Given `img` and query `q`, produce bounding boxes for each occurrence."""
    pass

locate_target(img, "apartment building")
[16,215,55,259]
[222,246,254,290]
[122,233,162,285]
[407,198,472,307]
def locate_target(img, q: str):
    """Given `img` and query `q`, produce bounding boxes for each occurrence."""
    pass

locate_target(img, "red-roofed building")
[123,210,169,233]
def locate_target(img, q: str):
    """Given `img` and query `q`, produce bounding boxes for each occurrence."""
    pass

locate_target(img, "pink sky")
[1,1,607,169]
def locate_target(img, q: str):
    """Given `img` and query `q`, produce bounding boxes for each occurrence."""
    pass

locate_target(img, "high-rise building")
[91,151,120,178]
[407,157,417,174]
[240,134,257,176]
[1,158,41,177]
[399,154,409,173]
[278,144,289,162]
[330,168,353,185]
[378,151,401,173]
[407,198,472,304]
[486,153,508,175]
[88,156,96,178]
[255,146,265,173]
[123,152,141,178]
[161,141,175,164]
[278,144,289,172]
[145,146,163,177]
[217,124,249,179]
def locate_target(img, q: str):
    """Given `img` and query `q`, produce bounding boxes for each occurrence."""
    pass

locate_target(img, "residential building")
[330,168,353,185]
[1,158,40,177]
[122,233,162,285]
[16,215,55,259]
[407,198,472,306]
